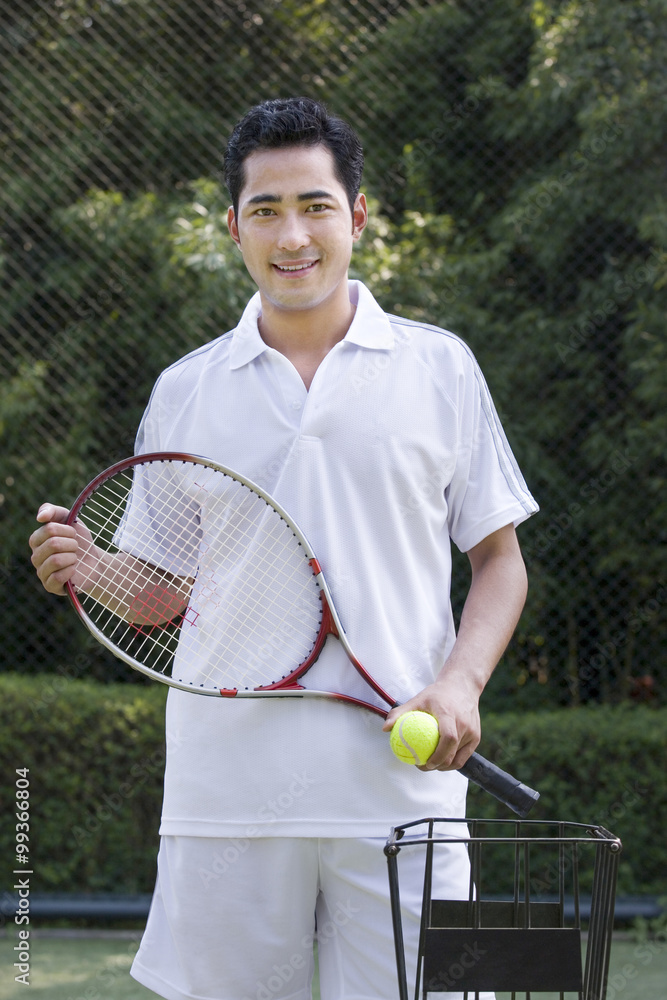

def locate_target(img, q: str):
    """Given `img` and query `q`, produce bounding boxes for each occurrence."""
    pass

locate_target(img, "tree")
[1,0,665,705]
[343,0,667,704]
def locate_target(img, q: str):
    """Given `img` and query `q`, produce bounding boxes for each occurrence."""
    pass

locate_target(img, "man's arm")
[29,503,192,624]
[382,522,528,771]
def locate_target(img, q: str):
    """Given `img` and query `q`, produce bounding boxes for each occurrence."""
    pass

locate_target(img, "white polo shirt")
[135,280,538,838]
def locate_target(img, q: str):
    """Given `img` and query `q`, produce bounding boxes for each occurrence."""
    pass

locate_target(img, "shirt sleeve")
[446,351,538,553]
[113,461,202,578]
[133,375,163,457]
[113,382,203,577]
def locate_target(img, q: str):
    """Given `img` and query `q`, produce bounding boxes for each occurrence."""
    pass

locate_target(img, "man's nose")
[277,213,311,251]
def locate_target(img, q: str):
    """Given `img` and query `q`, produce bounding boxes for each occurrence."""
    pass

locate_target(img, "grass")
[1,929,666,998]
[0,931,151,1000]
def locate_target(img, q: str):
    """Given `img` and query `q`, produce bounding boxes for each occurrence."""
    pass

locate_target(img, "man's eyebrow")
[246,193,281,205]
[297,190,335,202]
[245,189,336,206]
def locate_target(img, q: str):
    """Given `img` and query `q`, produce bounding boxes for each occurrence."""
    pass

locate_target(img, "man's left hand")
[382,675,481,772]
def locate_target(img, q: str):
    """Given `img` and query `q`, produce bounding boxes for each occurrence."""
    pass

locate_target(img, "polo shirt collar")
[229,280,395,371]
[344,280,395,350]
[229,292,266,370]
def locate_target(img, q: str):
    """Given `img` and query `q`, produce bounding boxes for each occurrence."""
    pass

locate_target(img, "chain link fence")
[2,0,666,708]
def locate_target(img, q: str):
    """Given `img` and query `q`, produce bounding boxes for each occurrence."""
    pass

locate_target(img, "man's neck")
[257,284,356,389]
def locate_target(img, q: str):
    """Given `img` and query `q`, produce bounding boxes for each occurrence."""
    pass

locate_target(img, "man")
[30,97,537,1000]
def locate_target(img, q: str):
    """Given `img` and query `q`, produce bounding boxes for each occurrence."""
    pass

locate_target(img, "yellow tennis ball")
[389,711,440,765]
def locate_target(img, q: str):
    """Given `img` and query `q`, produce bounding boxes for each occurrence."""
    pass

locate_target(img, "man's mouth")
[273,260,319,274]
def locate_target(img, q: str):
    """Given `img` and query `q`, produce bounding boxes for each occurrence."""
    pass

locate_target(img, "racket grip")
[459,752,540,818]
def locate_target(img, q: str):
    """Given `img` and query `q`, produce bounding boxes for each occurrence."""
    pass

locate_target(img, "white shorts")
[131,835,494,1000]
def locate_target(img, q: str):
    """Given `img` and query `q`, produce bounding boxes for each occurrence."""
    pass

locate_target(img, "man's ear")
[352,192,368,241]
[227,206,241,248]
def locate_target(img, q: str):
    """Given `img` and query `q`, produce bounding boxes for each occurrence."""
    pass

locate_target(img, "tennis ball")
[389,711,440,765]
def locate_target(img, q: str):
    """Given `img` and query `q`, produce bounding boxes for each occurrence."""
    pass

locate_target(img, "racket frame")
[65,452,396,709]
[65,451,540,817]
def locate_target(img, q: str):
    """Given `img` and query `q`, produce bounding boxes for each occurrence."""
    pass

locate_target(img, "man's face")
[227,144,367,316]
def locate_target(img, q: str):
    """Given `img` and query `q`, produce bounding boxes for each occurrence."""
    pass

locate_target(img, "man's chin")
[262,286,334,314]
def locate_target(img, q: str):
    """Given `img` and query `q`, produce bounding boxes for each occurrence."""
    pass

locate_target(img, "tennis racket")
[65,452,539,817]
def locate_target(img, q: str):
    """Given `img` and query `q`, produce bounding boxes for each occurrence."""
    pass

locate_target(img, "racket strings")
[73,470,191,612]
[193,505,322,689]
[79,571,185,673]
[74,459,323,690]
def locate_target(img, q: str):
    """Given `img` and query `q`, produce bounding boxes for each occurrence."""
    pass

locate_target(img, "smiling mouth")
[273,260,319,274]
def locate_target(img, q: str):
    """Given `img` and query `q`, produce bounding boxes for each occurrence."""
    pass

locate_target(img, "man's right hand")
[30,506,191,621]
[29,504,89,595]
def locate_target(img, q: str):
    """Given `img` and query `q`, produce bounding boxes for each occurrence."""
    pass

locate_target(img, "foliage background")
[1,676,665,897]
[2,0,665,708]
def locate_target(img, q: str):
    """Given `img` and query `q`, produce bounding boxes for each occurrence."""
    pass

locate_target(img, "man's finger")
[36,503,70,524]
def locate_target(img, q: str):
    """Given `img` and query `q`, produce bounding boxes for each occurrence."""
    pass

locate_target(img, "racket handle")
[459,752,540,818]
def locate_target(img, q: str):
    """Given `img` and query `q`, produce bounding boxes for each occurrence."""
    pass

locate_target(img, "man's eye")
[307,204,328,213]
[255,208,275,216]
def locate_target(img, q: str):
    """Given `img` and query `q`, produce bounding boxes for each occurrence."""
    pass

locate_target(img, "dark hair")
[223,97,364,218]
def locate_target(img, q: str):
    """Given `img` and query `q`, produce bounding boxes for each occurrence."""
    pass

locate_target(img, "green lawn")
[0,932,152,1000]
[1,930,665,999]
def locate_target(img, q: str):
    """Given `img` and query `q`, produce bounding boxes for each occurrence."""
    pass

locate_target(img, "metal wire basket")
[385,818,622,1000]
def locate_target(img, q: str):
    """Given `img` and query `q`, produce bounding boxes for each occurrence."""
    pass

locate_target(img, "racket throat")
[318,592,340,640]
[218,683,307,697]
[255,680,307,692]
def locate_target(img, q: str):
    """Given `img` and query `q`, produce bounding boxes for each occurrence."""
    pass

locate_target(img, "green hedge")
[0,674,167,895]
[467,704,667,896]
[1,675,665,896]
